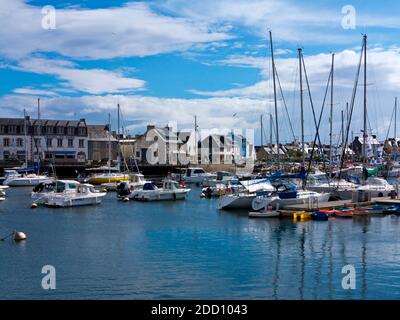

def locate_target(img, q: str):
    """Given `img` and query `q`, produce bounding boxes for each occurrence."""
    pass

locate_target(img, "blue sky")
[1,0,400,144]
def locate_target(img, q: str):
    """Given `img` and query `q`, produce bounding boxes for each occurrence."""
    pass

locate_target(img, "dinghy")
[248,204,280,218]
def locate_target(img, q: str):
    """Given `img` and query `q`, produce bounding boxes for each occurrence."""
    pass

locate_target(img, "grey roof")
[87,125,117,141]
[0,117,86,127]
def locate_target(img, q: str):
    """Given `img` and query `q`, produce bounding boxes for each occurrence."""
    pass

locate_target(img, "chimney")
[147,125,155,132]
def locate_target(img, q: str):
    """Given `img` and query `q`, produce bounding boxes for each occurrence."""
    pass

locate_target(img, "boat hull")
[45,194,106,207]
[5,177,53,187]
[88,175,130,185]
[131,189,190,201]
[217,194,256,210]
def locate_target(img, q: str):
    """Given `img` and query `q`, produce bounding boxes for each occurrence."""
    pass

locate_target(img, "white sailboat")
[3,110,53,187]
[216,178,275,210]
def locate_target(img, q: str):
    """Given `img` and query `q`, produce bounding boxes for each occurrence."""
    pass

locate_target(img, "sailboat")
[86,112,130,186]
[3,107,53,187]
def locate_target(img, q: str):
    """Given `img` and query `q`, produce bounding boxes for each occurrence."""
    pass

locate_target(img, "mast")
[362,34,367,176]
[395,97,397,139]
[329,53,335,176]
[269,31,279,167]
[37,98,40,175]
[260,114,263,146]
[298,48,305,164]
[24,109,28,169]
[108,113,111,181]
[194,115,197,164]
[270,113,273,147]
[341,110,344,147]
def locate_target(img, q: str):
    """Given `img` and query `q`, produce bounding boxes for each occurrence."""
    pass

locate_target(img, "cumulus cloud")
[9,57,146,94]
[0,1,231,60]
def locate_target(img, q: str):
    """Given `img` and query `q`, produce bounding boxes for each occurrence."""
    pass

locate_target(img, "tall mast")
[298,48,305,164]
[108,113,111,180]
[269,31,279,167]
[395,97,397,139]
[117,104,120,137]
[260,114,263,146]
[37,98,40,174]
[329,53,335,175]
[194,115,197,164]
[24,109,28,169]
[341,110,344,147]
[269,113,273,147]
[362,34,367,173]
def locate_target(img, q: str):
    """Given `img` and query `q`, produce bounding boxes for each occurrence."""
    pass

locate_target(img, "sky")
[1,0,400,145]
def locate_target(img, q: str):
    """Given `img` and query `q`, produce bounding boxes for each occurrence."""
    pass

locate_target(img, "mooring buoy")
[31,203,38,209]
[14,231,27,241]
[123,197,129,202]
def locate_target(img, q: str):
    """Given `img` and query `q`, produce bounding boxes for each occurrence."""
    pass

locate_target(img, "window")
[68,139,73,148]
[136,151,140,158]
[0,125,5,134]
[46,126,54,134]
[67,127,74,135]
[8,125,17,134]
[79,139,84,148]
[47,138,52,148]
[57,127,64,135]
[3,138,10,147]
[57,139,63,147]
[34,138,40,147]
[16,138,23,147]
[78,127,86,136]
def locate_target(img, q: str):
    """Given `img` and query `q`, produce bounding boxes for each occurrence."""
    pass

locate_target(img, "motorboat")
[31,182,57,204]
[202,171,239,187]
[128,179,191,201]
[356,177,395,198]
[172,167,216,185]
[0,185,8,201]
[252,190,330,211]
[83,166,130,185]
[307,177,357,199]
[3,171,53,187]
[32,180,106,207]
[101,173,149,191]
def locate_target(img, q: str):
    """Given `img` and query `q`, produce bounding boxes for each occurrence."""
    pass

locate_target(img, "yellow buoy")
[14,231,27,241]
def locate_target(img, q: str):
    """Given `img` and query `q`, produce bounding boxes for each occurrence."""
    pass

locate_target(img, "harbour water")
[1,187,400,300]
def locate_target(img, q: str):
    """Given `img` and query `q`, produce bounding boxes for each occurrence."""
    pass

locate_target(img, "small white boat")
[248,211,280,218]
[0,185,9,200]
[172,167,216,185]
[130,179,191,201]
[3,171,53,187]
[32,180,106,207]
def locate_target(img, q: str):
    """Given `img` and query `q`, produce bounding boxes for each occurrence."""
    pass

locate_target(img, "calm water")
[1,187,400,300]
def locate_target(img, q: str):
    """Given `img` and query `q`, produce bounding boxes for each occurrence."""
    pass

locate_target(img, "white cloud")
[0,1,231,60]
[12,87,59,97]
[12,58,145,94]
